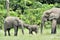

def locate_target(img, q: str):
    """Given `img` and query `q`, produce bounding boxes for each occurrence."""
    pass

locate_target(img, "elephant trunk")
[21,23,24,34]
[41,21,45,34]
[41,17,46,34]
[23,23,30,29]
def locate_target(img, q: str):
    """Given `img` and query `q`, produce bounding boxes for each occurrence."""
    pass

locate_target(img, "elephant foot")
[29,33,33,35]
[8,34,11,36]
[5,33,7,36]
[51,32,55,34]
[14,33,17,36]
[5,34,7,36]
[51,31,56,34]
[14,35,17,36]
[51,27,56,34]
[29,32,33,35]
[8,33,11,36]
[35,30,38,34]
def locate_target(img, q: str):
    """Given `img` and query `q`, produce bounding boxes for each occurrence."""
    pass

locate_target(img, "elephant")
[4,16,24,36]
[41,8,60,34]
[23,24,38,34]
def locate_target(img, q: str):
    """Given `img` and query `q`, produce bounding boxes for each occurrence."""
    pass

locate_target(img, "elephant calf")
[4,16,24,36]
[23,24,38,34]
[41,8,60,34]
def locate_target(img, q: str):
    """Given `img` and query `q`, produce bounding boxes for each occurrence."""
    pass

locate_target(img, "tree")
[6,0,10,16]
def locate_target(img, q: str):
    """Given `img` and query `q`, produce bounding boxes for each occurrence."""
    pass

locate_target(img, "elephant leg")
[4,29,7,36]
[31,31,33,34]
[29,29,33,34]
[54,27,56,33]
[14,26,18,36]
[51,19,57,34]
[51,26,56,34]
[8,28,10,36]
[35,30,38,34]
[29,31,33,34]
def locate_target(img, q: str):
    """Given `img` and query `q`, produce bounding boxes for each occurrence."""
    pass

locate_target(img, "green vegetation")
[0,4,54,29]
[0,0,60,29]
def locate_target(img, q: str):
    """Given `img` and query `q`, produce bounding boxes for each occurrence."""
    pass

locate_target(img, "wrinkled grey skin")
[41,8,60,34]
[23,24,38,34]
[4,16,24,36]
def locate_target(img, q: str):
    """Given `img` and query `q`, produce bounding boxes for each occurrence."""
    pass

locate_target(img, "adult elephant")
[41,8,60,34]
[4,16,24,36]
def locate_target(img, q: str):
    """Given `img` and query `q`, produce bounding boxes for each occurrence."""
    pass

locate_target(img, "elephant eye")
[44,16,49,19]
[46,13,50,15]
[45,14,49,18]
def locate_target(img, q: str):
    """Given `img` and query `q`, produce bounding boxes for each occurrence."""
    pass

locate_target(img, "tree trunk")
[6,0,10,16]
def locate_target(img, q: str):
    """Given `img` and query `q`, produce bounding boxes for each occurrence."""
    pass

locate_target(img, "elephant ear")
[18,20,23,26]
[45,11,50,15]
[49,13,59,20]
[15,17,22,26]
[43,10,52,18]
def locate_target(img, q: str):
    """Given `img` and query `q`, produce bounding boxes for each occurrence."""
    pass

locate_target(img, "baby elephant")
[4,16,24,36]
[23,24,38,34]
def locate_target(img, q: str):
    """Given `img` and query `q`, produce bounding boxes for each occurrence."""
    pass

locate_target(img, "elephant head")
[40,10,51,33]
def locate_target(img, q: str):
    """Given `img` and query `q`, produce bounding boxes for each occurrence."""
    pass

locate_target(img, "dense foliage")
[0,0,60,29]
